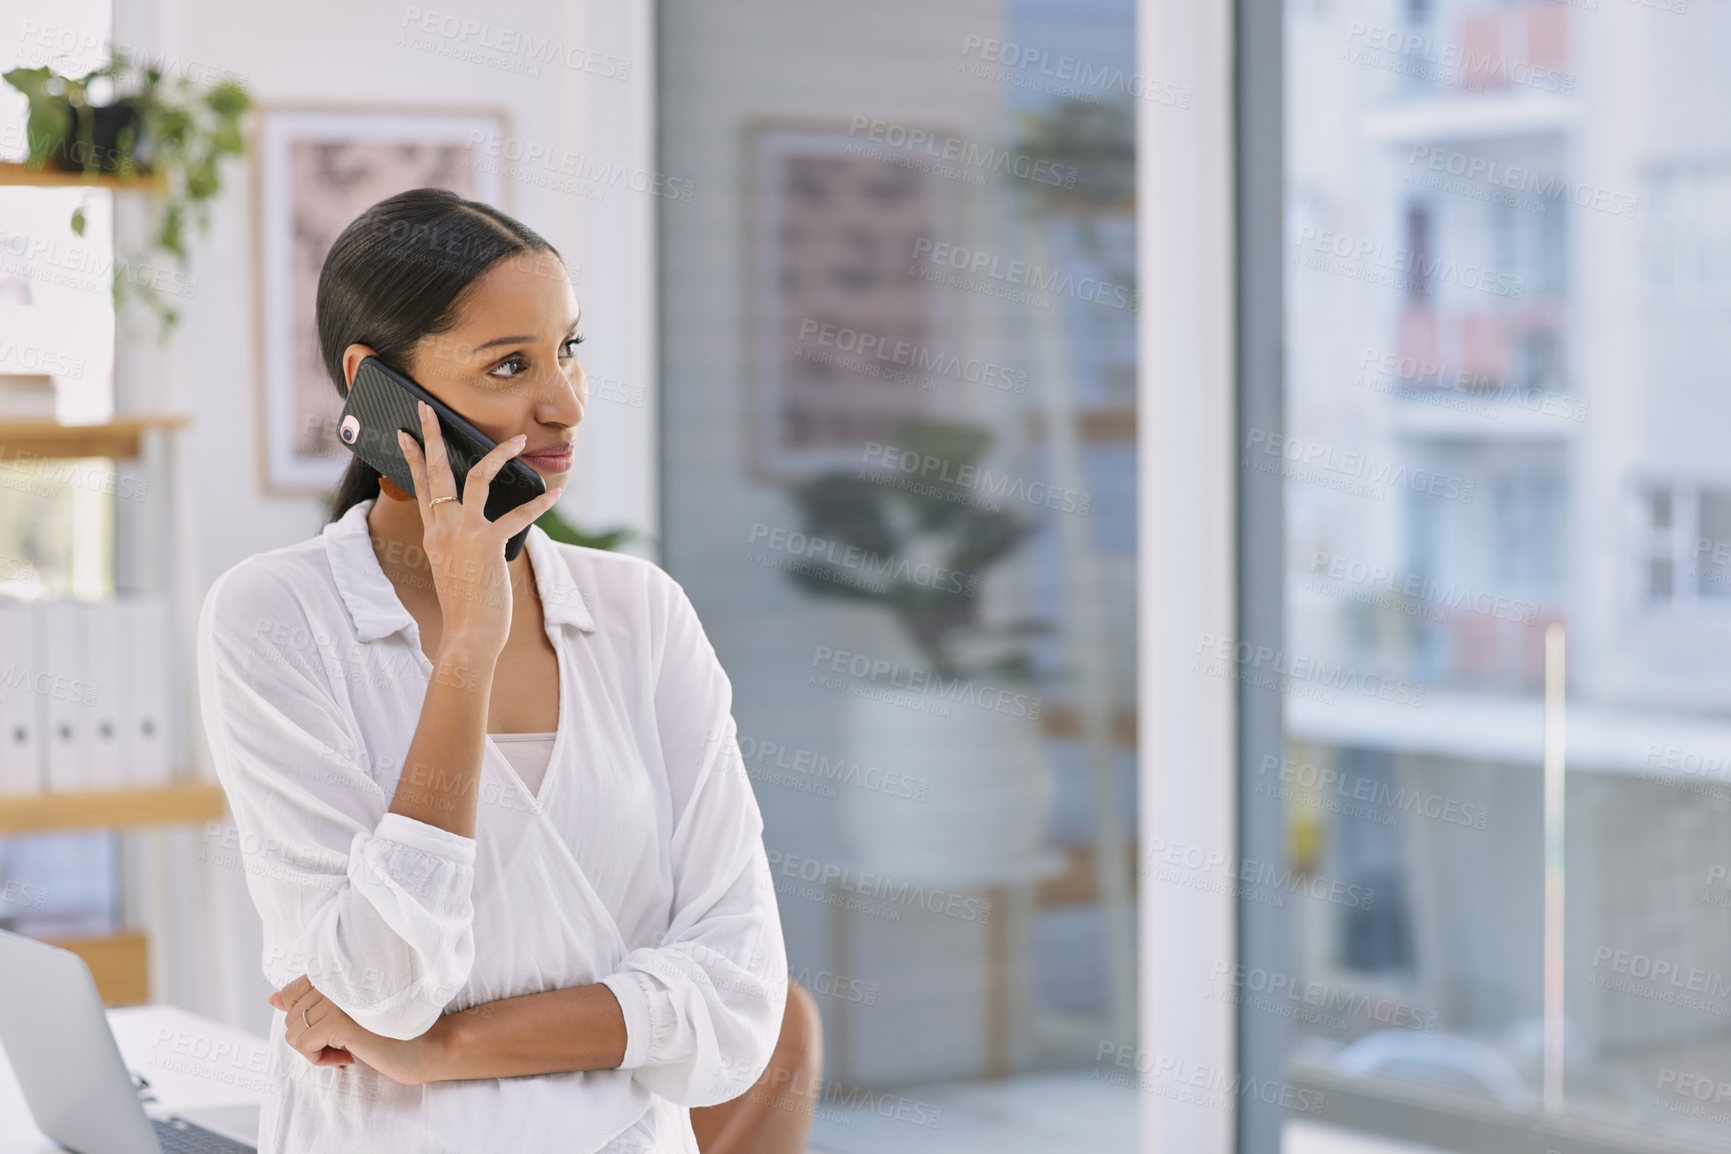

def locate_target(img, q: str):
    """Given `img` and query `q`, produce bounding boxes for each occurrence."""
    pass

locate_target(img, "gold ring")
[302,1008,311,1030]
[429,496,457,506]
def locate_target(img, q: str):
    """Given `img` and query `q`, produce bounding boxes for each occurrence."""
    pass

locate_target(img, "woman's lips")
[521,444,574,470]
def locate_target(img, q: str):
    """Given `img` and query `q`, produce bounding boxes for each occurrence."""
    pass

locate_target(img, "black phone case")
[337,356,546,562]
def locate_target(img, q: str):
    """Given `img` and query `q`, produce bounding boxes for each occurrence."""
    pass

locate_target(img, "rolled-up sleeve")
[197,561,476,1040]
[597,570,787,1107]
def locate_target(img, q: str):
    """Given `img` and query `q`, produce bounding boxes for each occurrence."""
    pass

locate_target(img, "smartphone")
[336,355,546,562]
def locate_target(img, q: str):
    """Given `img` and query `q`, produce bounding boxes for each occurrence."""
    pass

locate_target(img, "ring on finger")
[429,495,458,506]
[303,1007,311,1030]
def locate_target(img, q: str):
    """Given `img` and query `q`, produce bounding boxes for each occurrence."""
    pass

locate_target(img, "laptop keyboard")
[151,1117,256,1153]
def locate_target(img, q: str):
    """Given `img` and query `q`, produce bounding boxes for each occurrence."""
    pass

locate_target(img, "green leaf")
[70,206,86,236]
[533,506,633,551]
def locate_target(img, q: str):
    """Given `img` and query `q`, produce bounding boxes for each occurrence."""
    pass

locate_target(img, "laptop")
[0,929,257,1153]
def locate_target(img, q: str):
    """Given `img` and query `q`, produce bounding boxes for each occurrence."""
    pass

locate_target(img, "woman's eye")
[486,336,582,379]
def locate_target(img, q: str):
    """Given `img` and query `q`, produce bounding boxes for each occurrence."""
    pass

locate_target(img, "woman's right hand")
[397,399,563,657]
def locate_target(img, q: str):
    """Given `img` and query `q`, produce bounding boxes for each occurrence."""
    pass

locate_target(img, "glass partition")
[658,1,1140,1149]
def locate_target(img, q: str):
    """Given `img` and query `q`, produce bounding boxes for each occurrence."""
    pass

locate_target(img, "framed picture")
[744,119,957,482]
[251,103,511,495]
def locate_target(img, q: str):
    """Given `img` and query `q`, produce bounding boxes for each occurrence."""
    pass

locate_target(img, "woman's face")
[402,248,587,482]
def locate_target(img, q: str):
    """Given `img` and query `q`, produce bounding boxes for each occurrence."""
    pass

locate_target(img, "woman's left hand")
[269,975,436,1086]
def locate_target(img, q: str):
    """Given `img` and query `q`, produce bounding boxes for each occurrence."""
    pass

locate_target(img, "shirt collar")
[323,497,596,644]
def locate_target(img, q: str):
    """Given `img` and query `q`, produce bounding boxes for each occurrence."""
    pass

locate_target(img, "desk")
[0,1006,840,1154]
[0,1004,265,1152]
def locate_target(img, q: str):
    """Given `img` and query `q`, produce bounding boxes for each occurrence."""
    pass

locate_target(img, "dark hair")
[318,187,562,523]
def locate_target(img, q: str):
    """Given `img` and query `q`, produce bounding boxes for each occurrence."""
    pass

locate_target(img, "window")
[1646,163,1731,302]
[1261,2,1731,1151]
[1637,482,1731,608]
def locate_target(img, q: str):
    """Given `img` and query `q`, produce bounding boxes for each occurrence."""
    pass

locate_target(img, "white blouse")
[195,496,787,1154]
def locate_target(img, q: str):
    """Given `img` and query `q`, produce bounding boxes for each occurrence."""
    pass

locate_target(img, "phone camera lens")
[339,415,360,444]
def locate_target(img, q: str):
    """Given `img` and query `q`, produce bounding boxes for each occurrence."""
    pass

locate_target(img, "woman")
[197,187,820,1152]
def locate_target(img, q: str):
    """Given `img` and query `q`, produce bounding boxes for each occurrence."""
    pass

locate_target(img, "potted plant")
[781,416,1055,881]
[3,47,251,334]
[784,416,1045,680]
[533,506,635,553]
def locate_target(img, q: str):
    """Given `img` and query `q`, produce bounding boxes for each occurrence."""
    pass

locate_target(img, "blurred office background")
[0,0,1140,1151]
[3,0,1730,1151]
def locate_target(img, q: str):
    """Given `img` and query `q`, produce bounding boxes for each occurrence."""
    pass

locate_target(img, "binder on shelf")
[118,593,171,787]
[0,600,44,795]
[39,599,91,792]
[85,599,125,790]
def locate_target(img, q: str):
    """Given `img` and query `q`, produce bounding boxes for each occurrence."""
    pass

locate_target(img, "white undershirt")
[489,730,558,798]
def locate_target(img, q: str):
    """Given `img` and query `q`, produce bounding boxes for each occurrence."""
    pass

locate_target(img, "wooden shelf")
[1039,703,1137,747]
[0,413,190,460]
[1026,406,1136,444]
[1035,842,1141,908]
[41,931,150,1005]
[0,782,226,834]
[0,160,165,192]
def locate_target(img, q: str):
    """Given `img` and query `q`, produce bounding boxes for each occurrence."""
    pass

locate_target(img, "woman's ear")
[341,343,379,392]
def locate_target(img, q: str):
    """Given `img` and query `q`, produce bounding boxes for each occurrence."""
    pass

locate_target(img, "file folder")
[0,600,43,795]
[118,593,172,787]
[39,599,90,792]
[85,598,125,790]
